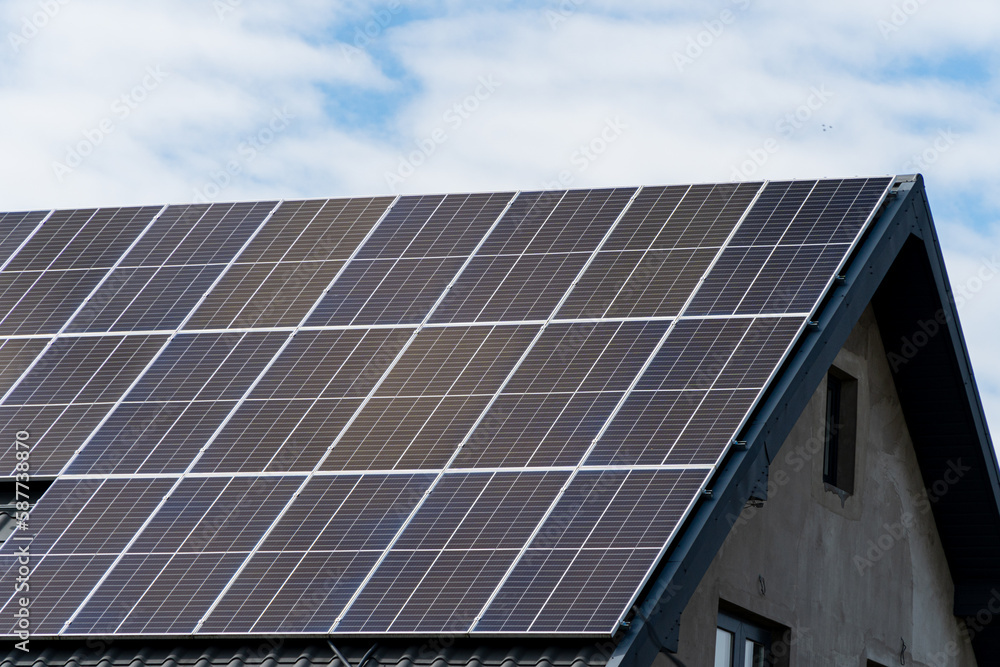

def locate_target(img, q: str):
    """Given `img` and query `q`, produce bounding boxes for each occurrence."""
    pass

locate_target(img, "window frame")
[716,611,774,666]
[823,366,858,495]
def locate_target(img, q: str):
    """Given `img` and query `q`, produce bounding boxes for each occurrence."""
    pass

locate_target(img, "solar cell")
[0,555,117,635]
[475,469,707,633]
[199,474,434,633]
[119,201,278,267]
[249,328,414,400]
[0,337,49,396]
[305,256,467,326]
[237,197,394,263]
[186,260,345,329]
[123,331,288,402]
[690,177,892,316]
[65,264,225,332]
[0,477,179,635]
[322,394,494,471]
[194,397,362,473]
[66,476,301,635]
[0,403,112,475]
[2,334,168,473]
[376,325,539,397]
[0,210,49,267]
[337,471,568,633]
[201,551,382,633]
[454,391,625,468]
[67,552,247,635]
[357,193,514,260]
[556,248,717,319]
[478,189,636,255]
[0,268,109,335]
[3,207,161,272]
[504,321,670,394]
[66,400,239,474]
[603,183,761,251]
[4,335,167,405]
[585,316,804,466]
[186,196,399,329]
[430,252,590,324]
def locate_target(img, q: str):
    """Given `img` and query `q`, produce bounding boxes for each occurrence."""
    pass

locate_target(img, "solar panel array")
[0,178,893,637]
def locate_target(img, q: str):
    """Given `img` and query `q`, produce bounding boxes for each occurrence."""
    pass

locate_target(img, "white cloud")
[0,0,998,433]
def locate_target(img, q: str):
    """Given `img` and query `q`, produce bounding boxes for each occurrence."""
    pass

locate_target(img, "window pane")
[744,640,766,667]
[823,373,842,484]
[715,628,734,667]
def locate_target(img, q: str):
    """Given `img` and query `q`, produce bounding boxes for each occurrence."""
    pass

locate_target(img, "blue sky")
[1,0,998,434]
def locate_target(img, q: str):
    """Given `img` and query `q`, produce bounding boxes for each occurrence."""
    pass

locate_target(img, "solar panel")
[0,177,894,639]
[199,473,434,634]
[0,210,49,268]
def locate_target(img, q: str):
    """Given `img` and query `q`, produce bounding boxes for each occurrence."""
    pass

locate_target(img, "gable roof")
[0,175,996,663]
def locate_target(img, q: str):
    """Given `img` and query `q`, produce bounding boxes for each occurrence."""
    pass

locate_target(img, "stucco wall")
[666,305,977,666]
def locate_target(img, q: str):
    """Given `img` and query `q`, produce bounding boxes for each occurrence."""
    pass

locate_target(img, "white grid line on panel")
[683,178,895,480]
[0,262,232,275]
[732,181,826,315]
[559,185,694,320]
[612,177,897,632]
[330,187,644,632]
[51,463,715,482]
[235,475,370,633]
[191,192,520,633]
[89,196,399,634]
[109,476,244,632]
[0,478,112,611]
[379,471,503,632]
[520,468,650,631]
[53,201,285,478]
[0,210,54,273]
[55,199,289,633]
[0,312,818,342]
[469,180,770,630]
[765,177,895,319]
[0,206,170,408]
[654,316,789,463]
[189,193,514,632]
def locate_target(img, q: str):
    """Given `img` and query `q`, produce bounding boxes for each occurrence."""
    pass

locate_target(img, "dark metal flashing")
[1,638,612,667]
[607,175,1000,666]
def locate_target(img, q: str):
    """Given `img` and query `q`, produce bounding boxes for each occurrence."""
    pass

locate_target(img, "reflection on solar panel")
[0,178,894,638]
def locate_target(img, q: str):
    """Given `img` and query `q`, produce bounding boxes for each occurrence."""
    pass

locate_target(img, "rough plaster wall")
[666,305,977,666]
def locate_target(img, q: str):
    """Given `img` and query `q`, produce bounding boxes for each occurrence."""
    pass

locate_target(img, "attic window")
[823,367,858,495]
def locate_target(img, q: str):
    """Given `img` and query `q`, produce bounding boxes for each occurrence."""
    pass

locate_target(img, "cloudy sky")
[1,0,998,435]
